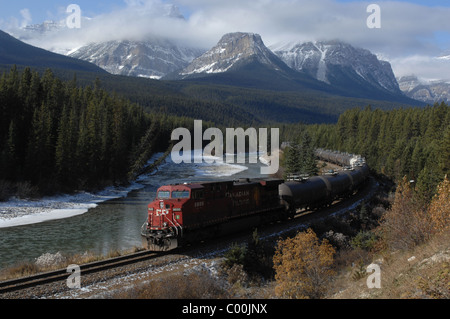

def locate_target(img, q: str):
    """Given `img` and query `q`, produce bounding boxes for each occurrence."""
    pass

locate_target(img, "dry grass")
[329,231,449,299]
[112,269,231,299]
[0,247,143,281]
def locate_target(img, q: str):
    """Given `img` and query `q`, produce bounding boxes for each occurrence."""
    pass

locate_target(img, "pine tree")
[284,140,302,178]
[299,131,318,176]
[439,126,450,175]
[26,101,55,188]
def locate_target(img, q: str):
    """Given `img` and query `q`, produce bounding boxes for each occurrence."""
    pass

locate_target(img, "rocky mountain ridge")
[69,39,204,79]
[398,75,450,104]
[271,40,402,96]
[176,32,286,78]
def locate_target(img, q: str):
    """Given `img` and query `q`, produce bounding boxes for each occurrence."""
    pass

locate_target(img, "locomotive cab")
[141,185,191,250]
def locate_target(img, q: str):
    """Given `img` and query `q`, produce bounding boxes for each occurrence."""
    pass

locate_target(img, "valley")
[0,1,448,302]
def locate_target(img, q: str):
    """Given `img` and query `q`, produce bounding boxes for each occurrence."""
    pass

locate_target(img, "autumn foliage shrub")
[377,176,433,251]
[428,176,450,234]
[273,228,335,299]
[377,175,450,252]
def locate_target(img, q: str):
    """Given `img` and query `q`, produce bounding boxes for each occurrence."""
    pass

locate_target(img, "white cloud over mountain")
[5,0,450,81]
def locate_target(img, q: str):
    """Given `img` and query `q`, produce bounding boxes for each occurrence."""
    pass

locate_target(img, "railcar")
[279,176,330,211]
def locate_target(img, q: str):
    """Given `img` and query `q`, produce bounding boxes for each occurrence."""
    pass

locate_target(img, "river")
[0,153,269,269]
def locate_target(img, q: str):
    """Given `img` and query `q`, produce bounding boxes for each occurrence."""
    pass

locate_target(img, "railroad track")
[0,249,161,294]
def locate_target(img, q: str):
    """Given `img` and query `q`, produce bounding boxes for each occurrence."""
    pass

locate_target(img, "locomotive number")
[195,201,204,208]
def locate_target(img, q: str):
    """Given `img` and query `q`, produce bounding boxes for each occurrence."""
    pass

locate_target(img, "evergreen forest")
[304,104,450,201]
[0,66,191,198]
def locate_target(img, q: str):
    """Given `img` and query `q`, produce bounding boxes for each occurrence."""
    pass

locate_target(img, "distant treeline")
[306,104,450,200]
[0,66,191,198]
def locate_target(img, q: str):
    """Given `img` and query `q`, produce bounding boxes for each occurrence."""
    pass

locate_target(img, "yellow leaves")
[378,175,450,251]
[273,228,335,299]
[428,176,450,234]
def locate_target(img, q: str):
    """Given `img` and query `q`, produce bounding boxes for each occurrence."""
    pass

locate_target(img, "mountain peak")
[273,40,402,96]
[178,32,283,77]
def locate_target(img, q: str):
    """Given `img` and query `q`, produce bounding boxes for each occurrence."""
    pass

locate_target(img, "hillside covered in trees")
[306,103,449,200]
[0,66,190,199]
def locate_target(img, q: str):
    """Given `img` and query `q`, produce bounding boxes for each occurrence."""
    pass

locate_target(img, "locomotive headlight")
[159,201,164,209]
[163,222,168,227]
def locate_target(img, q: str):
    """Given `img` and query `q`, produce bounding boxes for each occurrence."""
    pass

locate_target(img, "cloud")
[19,8,32,28]
[6,0,450,80]
[391,55,450,82]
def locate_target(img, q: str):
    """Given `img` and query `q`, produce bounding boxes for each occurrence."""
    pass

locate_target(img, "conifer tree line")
[0,66,184,198]
[283,130,318,178]
[307,103,450,201]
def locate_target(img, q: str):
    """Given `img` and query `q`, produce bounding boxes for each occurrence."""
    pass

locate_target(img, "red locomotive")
[141,178,285,250]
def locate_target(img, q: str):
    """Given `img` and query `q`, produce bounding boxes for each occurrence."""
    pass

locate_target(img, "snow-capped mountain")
[272,40,402,96]
[69,39,205,79]
[175,32,289,78]
[164,33,419,103]
[398,75,450,103]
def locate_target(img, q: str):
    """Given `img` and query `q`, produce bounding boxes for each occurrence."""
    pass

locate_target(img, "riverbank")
[0,152,167,229]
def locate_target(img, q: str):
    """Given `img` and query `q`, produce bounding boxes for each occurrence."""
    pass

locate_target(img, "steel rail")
[0,249,160,294]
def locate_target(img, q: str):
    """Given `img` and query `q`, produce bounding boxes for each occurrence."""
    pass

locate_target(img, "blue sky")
[336,0,450,5]
[0,1,125,24]
[1,0,450,81]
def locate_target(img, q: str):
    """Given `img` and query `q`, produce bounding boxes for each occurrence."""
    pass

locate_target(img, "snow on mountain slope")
[398,75,450,103]
[69,39,205,79]
[178,32,286,78]
[272,40,402,95]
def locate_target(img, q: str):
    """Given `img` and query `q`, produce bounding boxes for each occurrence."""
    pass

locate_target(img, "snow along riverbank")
[0,152,166,229]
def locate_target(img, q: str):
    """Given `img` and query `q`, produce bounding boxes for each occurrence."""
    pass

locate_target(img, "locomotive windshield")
[172,190,190,199]
[156,190,190,199]
[157,190,171,199]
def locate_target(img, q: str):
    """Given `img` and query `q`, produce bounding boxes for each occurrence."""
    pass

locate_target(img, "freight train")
[141,149,369,250]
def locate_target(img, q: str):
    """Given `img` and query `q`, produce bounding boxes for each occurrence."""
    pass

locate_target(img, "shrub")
[378,176,433,251]
[273,228,336,299]
[115,270,229,299]
[223,243,247,268]
[428,176,450,234]
[350,230,378,251]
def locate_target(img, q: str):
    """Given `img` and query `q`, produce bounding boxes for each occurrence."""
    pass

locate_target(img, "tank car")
[279,176,330,211]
